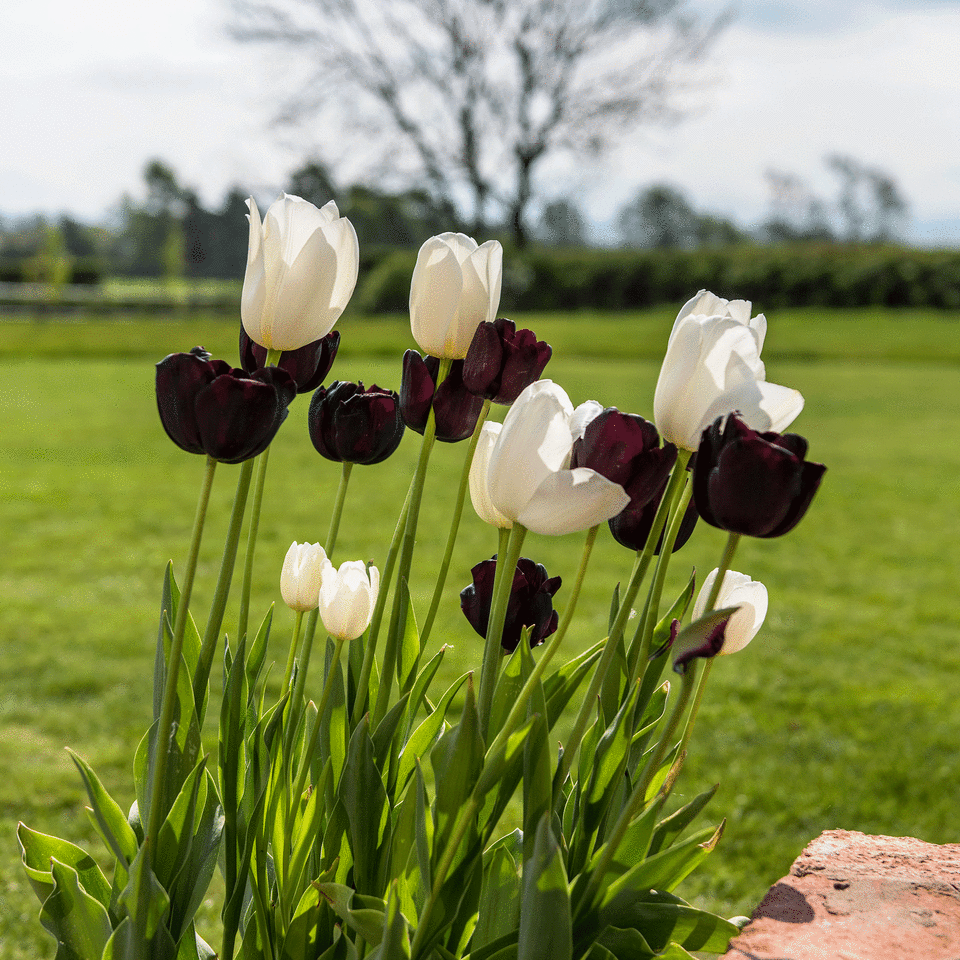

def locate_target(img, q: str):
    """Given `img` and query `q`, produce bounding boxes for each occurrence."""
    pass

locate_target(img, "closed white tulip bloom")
[280,541,328,612]
[482,380,630,536]
[318,560,380,642]
[653,290,804,451]
[409,233,503,359]
[692,568,768,655]
[469,422,513,529]
[241,194,360,352]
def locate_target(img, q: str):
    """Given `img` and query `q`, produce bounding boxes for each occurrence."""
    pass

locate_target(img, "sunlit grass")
[1,309,959,955]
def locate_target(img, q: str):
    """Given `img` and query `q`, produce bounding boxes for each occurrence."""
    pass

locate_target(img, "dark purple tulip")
[156,347,296,463]
[462,318,552,404]
[308,380,405,465]
[239,325,340,394]
[608,473,699,553]
[400,351,484,443]
[570,408,677,503]
[693,412,826,538]
[460,556,562,653]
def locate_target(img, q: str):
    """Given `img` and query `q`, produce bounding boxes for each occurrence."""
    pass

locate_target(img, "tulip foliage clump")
[19,201,826,960]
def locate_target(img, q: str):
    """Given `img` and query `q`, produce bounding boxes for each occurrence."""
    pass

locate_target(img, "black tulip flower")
[156,347,297,463]
[308,380,405,465]
[693,412,826,538]
[399,350,485,442]
[239,324,340,394]
[608,472,699,554]
[460,556,562,653]
[462,318,553,404]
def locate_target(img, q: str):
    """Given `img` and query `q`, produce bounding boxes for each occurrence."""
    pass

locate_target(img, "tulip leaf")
[245,603,274,696]
[648,783,719,856]
[67,749,139,867]
[595,926,657,958]
[472,835,522,952]
[396,578,423,696]
[118,844,171,943]
[155,563,203,723]
[396,673,467,795]
[373,691,411,770]
[17,823,112,912]
[542,638,604,731]
[489,640,530,741]
[403,644,448,740]
[517,815,571,960]
[366,881,412,960]
[38,858,113,960]
[315,883,387,946]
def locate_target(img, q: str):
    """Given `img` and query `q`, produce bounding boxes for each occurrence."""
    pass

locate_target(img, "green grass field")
[1,306,959,956]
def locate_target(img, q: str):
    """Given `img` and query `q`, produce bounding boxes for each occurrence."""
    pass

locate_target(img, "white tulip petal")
[439,232,479,262]
[516,468,630,536]
[318,560,377,641]
[280,542,327,612]
[570,400,604,442]
[410,241,463,356]
[323,217,360,317]
[470,422,512,528]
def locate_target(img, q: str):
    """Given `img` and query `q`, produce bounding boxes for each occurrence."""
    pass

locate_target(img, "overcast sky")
[4,0,960,244]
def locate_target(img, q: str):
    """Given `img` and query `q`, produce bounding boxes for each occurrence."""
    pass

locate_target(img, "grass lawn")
[1,306,959,956]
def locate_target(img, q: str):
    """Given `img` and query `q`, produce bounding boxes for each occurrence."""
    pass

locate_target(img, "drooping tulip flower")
[460,557,561,653]
[462,318,552,404]
[693,412,826,538]
[318,560,380,641]
[409,233,502,359]
[308,381,405,465]
[280,541,327,612]
[241,194,359,352]
[399,351,484,442]
[240,325,340,394]
[608,472,699,554]
[478,380,630,536]
[156,347,296,463]
[653,290,804,451]
[672,569,768,672]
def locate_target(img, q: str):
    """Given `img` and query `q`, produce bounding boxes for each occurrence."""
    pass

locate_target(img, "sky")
[3,0,960,245]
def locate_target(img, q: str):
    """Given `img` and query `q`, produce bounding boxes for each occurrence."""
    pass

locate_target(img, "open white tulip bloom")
[469,422,513,529]
[318,560,380,642]
[241,194,360,352]
[692,568,768,655]
[280,542,327,613]
[653,290,804,451]
[409,233,503,359]
[480,380,630,536]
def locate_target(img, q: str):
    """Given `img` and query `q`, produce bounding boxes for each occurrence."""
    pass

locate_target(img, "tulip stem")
[147,454,217,862]
[325,461,353,557]
[282,611,305,694]
[420,399,491,650]
[478,522,527,739]
[237,444,272,644]
[372,359,449,729]
[195,456,254,723]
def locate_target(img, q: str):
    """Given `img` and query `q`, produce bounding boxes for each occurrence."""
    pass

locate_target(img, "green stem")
[147,454,217,856]
[372,360,449,727]
[325,461,353,557]
[420,399,491,649]
[194,456,254,722]
[478,522,527,739]
[281,610,305,694]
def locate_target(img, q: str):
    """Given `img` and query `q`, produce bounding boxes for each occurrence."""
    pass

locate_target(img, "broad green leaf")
[68,750,138,867]
[40,858,112,960]
[246,604,274,694]
[17,824,111,911]
[100,916,138,960]
[476,715,539,835]
[397,579,422,696]
[648,783,719,856]
[367,881,411,960]
[154,757,207,893]
[373,691,411,770]
[472,841,521,952]
[542,639,604,732]
[118,845,170,943]
[155,564,203,722]
[488,641,529,742]
[404,645,448,740]
[281,885,322,960]
[315,883,386,946]
[517,815,571,960]
[596,926,657,958]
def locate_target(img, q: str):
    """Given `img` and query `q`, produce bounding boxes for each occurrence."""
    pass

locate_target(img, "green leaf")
[395,673,467,795]
[472,838,521,952]
[403,645,448,740]
[542,639,604,732]
[68,749,139,868]
[488,641,529,742]
[315,883,386,946]
[396,578,422,696]
[17,823,112,911]
[367,881,411,960]
[596,926,656,959]
[373,691,411,770]
[156,563,203,722]
[517,815,571,960]
[118,844,170,943]
[39,858,112,960]
[648,783,719,857]
[246,604,274,694]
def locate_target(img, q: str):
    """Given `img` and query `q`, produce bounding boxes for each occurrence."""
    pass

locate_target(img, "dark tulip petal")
[708,435,804,536]
[432,364,484,442]
[692,417,725,527]
[307,384,341,461]
[673,616,730,673]
[497,334,552,404]
[462,317,552,403]
[155,351,220,455]
[763,459,827,537]
[241,324,340,393]
[338,391,405,464]
[770,432,808,460]
[238,326,262,374]
[399,350,436,432]
[460,558,498,638]
[462,321,505,397]
[573,408,666,488]
[195,374,288,463]
[252,366,298,407]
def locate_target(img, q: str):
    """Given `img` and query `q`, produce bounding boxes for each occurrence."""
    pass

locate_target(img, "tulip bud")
[308,381,405,465]
[462,318,552,404]
[608,473,698,553]
[653,290,804,451]
[460,556,561,653]
[280,541,327,612]
[156,348,296,463]
[693,412,826,538]
[240,325,340,394]
[399,351,484,442]
[318,560,379,641]
[241,194,359,351]
[409,233,503,359]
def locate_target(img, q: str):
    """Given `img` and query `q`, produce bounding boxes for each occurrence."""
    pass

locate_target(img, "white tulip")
[409,233,503,359]
[469,422,513,529]
[241,194,359,352]
[653,290,804,451]
[318,560,380,642]
[692,568,768,655]
[480,380,630,536]
[280,541,327,612]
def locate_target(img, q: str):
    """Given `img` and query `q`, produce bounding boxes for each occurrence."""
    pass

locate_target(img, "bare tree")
[231,0,726,246]
[826,154,907,243]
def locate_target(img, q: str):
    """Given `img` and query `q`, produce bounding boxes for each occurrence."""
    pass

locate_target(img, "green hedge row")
[0,257,106,285]
[356,244,960,313]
